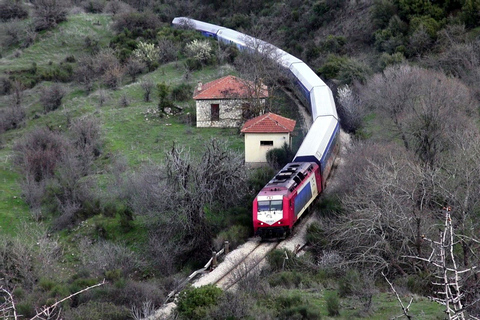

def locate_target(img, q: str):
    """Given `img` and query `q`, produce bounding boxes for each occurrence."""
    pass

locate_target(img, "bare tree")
[74,55,96,92]
[140,78,154,102]
[0,286,18,320]
[13,127,69,182]
[320,142,438,275]
[40,83,66,113]
[31,0,69,31]
[406,208,479,320]
[359,64,477,167]
[127,139,247,264]
[124,57,145,82]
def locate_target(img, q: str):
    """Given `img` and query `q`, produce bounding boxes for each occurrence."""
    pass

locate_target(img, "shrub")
[185,39,213,64]
[170,83,192,101]
[0,104,25,133]
[281,304,322,320]
[132,41,159,70]
[32,0,69,31]
[124,57,144,82]
[13,127,69,182]
[111,11,160,38]
[63,301,130,320]
[0,0,29,21]
[320,35,347,53]
[40,83,66,113]
[378,52,405,69]
[325,291,340,316]
[102,65,123,89]
[266,143,294,170]
[0,76,12,95]
[318,54,370,84]
[268,271,305,288]
[82,0,105,13]
[176,285,223,320]
[267,249,297,272]
[461,0,480,28]
[338,269,361,297]
[103,0,133,15]
[371,0,398,29]
[214,225,250,250]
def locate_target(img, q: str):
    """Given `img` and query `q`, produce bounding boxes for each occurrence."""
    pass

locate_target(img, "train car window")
[258,201,269,211]
[271,200,283,211]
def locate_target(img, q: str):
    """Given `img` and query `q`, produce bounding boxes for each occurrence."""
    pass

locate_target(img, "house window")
[211,104,219,121]
[260,141,273,146]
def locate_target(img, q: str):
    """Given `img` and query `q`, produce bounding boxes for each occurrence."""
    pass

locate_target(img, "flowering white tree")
[185,39,212,63]
[133,41,159,70]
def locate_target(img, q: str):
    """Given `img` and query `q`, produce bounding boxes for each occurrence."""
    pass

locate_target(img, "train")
[172,17,340,239]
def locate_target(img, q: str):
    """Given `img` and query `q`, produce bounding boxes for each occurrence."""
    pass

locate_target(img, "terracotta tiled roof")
[241,112,296,133]
[193,75,269,100]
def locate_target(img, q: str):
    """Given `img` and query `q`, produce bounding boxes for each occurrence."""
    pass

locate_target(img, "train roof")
[293,116,339,168]
[172,17,224,36]
[260,162,316,194]
[310,85,338,120]
[289,62,326,92]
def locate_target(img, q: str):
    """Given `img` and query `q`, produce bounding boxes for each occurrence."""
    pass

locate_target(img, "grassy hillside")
[1,4,477,319]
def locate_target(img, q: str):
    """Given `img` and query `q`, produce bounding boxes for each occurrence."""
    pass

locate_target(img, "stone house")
[240,112,296,165]
[193,75,269,127]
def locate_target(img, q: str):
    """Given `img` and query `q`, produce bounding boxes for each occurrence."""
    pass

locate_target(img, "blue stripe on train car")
[319,122,340,175]
[293,121,340,171]
[294,182,312,216]
[201,31,217,38]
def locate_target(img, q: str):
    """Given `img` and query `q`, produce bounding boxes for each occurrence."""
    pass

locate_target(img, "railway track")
[193,239,280,290]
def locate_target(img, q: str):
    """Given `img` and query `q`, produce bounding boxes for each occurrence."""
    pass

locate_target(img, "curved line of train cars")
[172,17,340,239]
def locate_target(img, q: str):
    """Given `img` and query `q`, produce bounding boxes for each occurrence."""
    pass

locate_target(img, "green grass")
[282,289,445,319]
[0,150,29,236]
[0,13,113,71]
[0,14,246,235]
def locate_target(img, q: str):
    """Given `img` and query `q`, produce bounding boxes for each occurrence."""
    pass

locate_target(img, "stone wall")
[196,99,245,127]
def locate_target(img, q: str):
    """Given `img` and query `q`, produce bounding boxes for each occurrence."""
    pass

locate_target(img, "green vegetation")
[1,0,479,318]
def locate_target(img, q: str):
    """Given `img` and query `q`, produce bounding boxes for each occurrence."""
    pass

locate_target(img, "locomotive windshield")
[258,200,283,212]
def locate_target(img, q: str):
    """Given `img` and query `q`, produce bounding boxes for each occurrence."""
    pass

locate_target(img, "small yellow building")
[241,113,296,165]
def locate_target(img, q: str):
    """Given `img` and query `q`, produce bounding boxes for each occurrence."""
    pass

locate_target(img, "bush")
[266,143,294,170]
[325,291,340,316]
[111,11,160,38]
[0,76,12,95]
[103,0,133,15]
[268,271,305,288]
[214,225,250,251]
[40,83,66,113]
[82,0,105,13]
[378,52,405,69]
[0,0,29,21]
[32,0,69,31]
[13,127,69,182]
[0,104,25,133]
[281,304,322,320]
[170,83,193,101]
[176,285,223,320]
[318,54,370,84]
